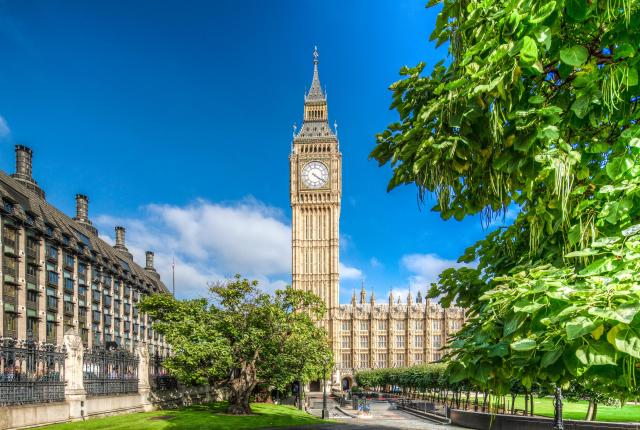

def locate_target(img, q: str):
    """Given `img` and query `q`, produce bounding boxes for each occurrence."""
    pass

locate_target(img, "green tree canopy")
[140,275,332,415]
[372,0,640,402]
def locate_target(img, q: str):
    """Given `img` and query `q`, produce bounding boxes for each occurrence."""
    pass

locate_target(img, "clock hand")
[312,173,324,181]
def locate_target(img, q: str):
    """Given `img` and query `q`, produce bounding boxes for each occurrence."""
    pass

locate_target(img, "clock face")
[301,161,329,189]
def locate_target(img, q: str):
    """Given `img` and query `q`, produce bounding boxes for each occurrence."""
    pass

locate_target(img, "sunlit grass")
[514,396,640,423]
[39,402,327,430]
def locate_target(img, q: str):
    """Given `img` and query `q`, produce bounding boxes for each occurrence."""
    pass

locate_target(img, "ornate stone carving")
[63,331,84,393]
[137,343,151,390]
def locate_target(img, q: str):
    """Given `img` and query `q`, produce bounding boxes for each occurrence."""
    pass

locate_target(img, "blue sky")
[0,0,497,301]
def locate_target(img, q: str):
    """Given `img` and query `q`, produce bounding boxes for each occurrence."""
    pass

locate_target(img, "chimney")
[15,145,33,181]
[11,145,45,198]
[75,194,89,223]
[73,194,98,235]
[114,226,127,250]
[145,251,155,271]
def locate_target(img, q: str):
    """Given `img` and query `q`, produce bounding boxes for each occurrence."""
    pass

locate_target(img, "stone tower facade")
[290,47,341,315]
[290,49,465,389]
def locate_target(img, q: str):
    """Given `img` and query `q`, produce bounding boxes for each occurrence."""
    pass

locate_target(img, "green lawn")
[506,396,640,422]
[39,402,328,430]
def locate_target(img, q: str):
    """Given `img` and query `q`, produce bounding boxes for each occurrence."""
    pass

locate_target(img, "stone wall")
[0,334,211,430]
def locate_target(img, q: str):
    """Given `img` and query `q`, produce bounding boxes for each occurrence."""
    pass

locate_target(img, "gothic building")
[290,49,465,389]
[0,145,169,355]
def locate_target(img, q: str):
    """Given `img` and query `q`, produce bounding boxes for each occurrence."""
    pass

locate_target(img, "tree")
[140,275,332,415]
[372,0,640,401]
[564,377,619,421]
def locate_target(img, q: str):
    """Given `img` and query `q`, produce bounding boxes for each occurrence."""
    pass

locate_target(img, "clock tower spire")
[290,47,342,316]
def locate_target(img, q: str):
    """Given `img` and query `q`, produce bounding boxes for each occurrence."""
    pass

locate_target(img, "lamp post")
[322,364,329,419]
[553,387,564,430]
[297,376,303,411]
[321,355,330,419]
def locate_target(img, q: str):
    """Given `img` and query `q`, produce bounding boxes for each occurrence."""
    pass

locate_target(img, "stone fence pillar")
[64,330,86,421]
[137,342,154,412]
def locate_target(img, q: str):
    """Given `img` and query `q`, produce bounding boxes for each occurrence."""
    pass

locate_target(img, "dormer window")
[3,200,13,213]
[46,225,54,236]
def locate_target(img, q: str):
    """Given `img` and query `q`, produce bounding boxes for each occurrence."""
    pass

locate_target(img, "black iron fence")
[0,338,66,406]
[149,352,178,391]
[83,346,138,396]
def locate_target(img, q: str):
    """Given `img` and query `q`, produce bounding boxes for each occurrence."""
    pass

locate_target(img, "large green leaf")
[503,314,525,336]
[613,328,640,358]
[540,348,563,368]
[487,342,509,357]
[510,338,537,351]
[520,36,538,66]
[588,302,640,324]
[622,224,640,237]
[566,0,590,21]
[566,316,598,340]
[565,248,599,258]
[560,45,589,66]
[570,95,591,119]
[575,342,617,366]
[513,299,544,314]
[578,257,616,276]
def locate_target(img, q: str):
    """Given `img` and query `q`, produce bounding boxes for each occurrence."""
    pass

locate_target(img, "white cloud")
[95,198,292,298]
[398,253,475,302]
[402,253,471,284]
[0,116,10,139]
[340,262,363,280]
[95,196,363,299]
[370,257,382,268]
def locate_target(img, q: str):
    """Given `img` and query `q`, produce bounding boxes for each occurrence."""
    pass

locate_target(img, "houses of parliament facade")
[290,49,465,388]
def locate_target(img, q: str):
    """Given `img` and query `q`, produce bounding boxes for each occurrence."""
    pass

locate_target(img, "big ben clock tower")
[290,47,341,317]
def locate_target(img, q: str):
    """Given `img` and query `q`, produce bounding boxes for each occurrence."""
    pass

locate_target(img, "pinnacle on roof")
[306,46,325,102]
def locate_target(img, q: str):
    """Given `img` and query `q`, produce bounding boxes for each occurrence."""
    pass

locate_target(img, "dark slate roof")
[0,170,168,294]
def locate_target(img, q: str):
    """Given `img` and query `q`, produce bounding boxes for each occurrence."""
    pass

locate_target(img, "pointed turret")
[351,290,357,306]
[295,47,336,139]
[416,291,423,304]
[389,291,394,306]
[306,46,325,101]
[407,291,413,305]
[360,280,366,304]
[370,290,376,306]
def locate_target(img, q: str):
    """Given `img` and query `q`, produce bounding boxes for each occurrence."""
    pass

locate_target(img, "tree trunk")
[586,400,598,421]
[511,393,516,414]
[226,361,257,415]
[482,390,488,412]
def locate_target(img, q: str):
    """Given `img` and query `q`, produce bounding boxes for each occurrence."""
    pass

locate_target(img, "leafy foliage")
[355,364,451,392]
[372,0,640,401]
[140,275,332,414]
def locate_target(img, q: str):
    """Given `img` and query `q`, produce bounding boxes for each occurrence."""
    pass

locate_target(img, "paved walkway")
[295,393,465,430]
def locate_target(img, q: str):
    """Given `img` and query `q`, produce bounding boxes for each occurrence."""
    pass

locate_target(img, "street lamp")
[322,355,330,419]
[553,387,564,430]
[297,376,303,411]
